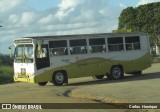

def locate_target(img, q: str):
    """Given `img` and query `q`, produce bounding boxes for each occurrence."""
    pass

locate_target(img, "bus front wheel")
[52,71,66,86]
[108,66,124,80]
[38,81,48,86]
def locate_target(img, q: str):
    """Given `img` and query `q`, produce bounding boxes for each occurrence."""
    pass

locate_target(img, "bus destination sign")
[14,39,32,44]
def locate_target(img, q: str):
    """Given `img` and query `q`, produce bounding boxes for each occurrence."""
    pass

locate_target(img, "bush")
[0,66,14,84]
[0,54,13,66]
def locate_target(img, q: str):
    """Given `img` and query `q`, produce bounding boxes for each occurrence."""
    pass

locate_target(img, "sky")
[0,0,160,54]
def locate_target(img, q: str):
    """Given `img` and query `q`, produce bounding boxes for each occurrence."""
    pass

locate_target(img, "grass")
[0,65,14,84]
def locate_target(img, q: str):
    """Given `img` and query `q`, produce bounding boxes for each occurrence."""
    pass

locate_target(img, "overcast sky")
[0,0,160,54]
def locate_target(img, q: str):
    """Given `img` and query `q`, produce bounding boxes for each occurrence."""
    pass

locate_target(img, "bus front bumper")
[14,76,35,83]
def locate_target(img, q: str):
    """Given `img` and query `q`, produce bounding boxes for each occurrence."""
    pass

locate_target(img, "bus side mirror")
[8,46,13,59]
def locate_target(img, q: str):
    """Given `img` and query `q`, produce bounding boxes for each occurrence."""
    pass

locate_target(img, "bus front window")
[14,45,34,63]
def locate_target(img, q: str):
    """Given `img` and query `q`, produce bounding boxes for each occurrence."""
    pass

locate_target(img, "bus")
[13,32,151,86]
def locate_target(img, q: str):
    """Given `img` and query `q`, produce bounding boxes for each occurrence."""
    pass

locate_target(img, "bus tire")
[38,81,48,86]
[52,71,66,86]
[92,75,104,79]
[109,65,124,80]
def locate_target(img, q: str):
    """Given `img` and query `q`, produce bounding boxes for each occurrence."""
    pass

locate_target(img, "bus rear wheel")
[93,75,104,79]
[108,66,124,80]
[52,71,66,86]
[38,81,48,86]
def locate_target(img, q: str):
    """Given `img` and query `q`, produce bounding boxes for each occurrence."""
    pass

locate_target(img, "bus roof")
[21,32,148,40]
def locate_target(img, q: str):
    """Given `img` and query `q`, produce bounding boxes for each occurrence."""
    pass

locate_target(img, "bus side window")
[73,47,81,54]
[81,47,87,54]
[51,48,66,56]
[107,37,123,52]
[125,36,140,51]
[89,38,106,53]
[70,39,87,55]
[49,40,67,56]
[126,44,133,50]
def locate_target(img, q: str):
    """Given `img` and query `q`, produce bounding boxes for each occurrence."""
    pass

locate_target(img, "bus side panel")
[65,58,112,78]
[123,51,151,73]
[34,50,151,83]
[34,70,53,83]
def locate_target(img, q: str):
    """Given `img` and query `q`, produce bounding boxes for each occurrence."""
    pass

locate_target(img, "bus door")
[35,44,50,70]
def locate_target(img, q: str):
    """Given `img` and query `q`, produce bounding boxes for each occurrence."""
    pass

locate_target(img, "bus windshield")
[14,44,34,63]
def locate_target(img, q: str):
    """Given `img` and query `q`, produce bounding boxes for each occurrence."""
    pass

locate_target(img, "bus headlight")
[28,73,35,78]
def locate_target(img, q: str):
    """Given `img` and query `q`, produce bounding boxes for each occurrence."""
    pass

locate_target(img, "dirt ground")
[69,63,160,103]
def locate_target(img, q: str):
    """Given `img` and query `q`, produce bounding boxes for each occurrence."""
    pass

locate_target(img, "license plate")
[21,68,26,75]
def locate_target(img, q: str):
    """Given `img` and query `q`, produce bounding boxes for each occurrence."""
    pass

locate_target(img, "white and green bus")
[13,32,151,86]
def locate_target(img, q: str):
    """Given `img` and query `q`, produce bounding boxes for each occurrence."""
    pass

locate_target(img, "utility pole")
[0,25,2,53]
[0,25,2,54]
[0,25,2,73]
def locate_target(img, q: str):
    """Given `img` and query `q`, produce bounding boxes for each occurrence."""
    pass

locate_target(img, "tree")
[118,7,136,30]
[118,2,160,46]
[0,54,13,66]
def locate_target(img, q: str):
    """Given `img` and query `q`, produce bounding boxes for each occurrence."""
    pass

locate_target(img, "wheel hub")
[113,68,121,78]
[55,73,64,83]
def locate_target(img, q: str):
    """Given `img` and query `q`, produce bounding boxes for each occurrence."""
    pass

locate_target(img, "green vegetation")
[118,2,160,46]
[0,66,14,84]
[0,54,13,66]
[0,54,14,84]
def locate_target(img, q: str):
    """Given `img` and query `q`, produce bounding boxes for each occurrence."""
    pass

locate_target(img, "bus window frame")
[89,38,106,53]
[69,39,87,55]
